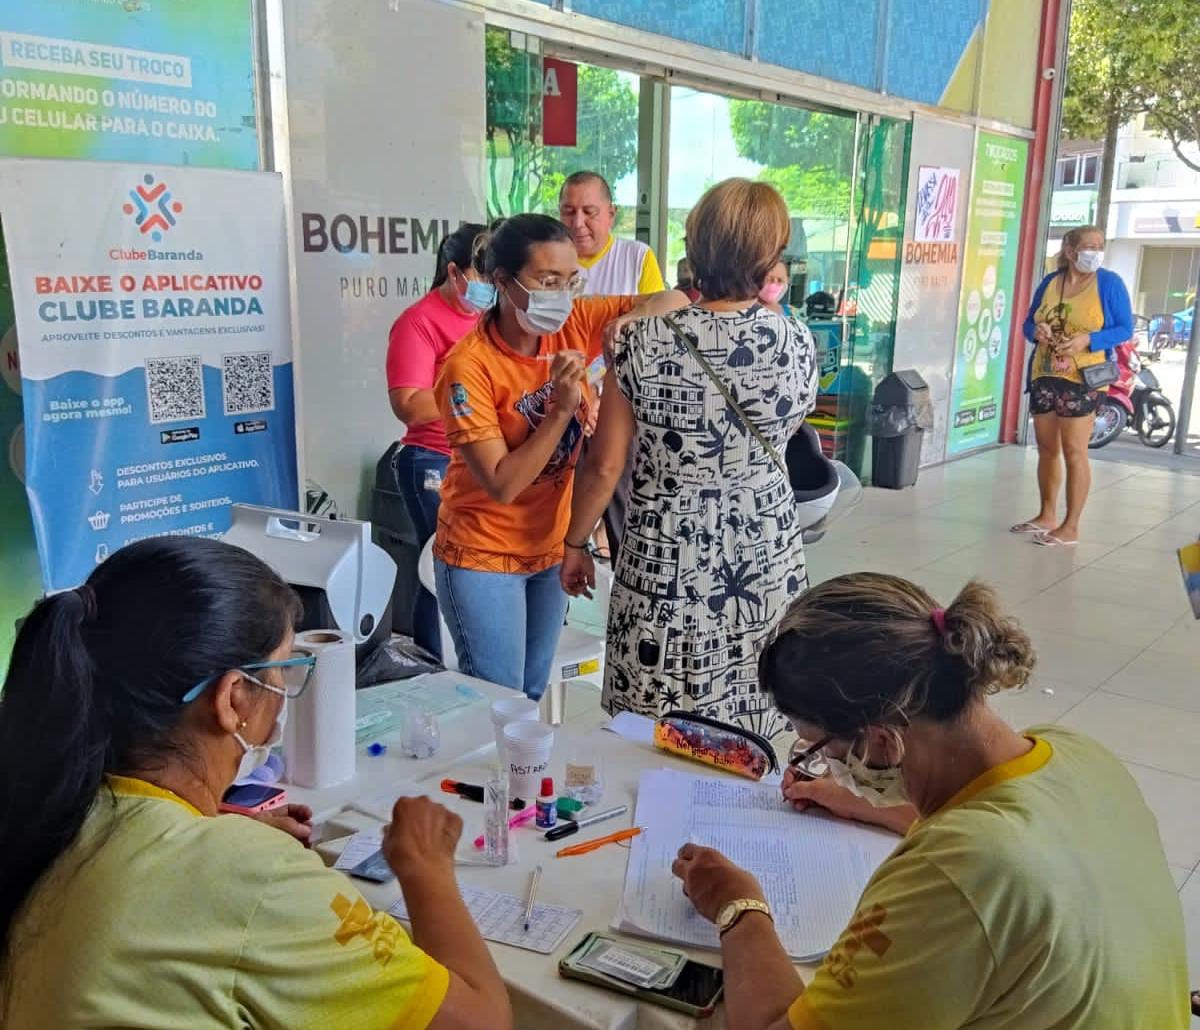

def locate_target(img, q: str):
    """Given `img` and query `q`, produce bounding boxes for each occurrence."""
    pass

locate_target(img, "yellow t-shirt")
[1033,273,1107,384]
[788,727,1189,1030]
[3,776,448,1030]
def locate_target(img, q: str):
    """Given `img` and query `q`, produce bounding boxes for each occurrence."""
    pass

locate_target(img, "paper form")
[333,830,384,872]
[616,769,897,960]
[390,885,581,955]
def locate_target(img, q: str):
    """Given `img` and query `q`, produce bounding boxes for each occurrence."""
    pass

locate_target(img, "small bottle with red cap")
[535,776,558,829]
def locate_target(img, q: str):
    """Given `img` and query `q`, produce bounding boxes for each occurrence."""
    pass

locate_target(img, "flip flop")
[1010,521,1051,535]
[1033,532,1078,548]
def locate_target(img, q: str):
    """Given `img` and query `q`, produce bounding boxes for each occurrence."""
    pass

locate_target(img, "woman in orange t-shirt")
[434,214,685,698]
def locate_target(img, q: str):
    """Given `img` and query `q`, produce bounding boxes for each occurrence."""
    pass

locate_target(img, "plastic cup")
[491,696,539,763]
[503,720,554,800]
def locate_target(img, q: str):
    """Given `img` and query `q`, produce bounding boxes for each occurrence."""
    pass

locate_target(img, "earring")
[238,720,247,729]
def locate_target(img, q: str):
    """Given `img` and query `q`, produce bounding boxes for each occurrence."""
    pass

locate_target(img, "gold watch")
[715,898,772,935]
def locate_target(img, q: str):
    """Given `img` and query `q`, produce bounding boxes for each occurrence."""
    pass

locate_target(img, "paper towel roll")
[283,629,356,789]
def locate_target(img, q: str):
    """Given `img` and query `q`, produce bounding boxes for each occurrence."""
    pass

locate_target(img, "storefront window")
[666,89,856,297]
[485,27,641,228]
[839,115,911,477]
[1137,246,1200,319]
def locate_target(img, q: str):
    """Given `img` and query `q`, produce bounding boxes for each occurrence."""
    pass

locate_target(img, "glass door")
[838,114,911,478]
[484,28,646,230]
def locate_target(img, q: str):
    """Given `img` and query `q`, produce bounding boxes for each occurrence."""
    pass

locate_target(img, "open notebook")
[614,769,898,962]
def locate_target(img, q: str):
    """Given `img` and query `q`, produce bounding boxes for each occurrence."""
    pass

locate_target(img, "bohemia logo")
[122,173,183,243]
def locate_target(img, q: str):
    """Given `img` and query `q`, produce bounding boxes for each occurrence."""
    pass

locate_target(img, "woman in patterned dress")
[561,179,817,740]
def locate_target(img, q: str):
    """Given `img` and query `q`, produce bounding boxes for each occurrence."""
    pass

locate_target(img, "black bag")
[1079,359,1119,390]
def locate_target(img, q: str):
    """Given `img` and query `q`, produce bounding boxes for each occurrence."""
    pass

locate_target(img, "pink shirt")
[386,289,479,455]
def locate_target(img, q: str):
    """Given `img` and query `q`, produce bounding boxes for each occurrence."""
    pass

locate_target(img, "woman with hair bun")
[671,573,1189,1030]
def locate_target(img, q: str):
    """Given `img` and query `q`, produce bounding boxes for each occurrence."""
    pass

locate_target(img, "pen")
[556,825,643,858]
[543,804,628,842]
[471,805,537,849]
[522,864,542,932]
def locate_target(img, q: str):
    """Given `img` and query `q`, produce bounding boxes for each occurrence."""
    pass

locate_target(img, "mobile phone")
[219,783,288,816]
[559,932,724,1018]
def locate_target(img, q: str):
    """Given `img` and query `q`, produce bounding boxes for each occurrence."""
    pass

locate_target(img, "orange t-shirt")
[433,295,634,573]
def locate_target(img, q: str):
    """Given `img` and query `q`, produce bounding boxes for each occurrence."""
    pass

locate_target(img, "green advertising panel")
[947,131,1029,456]
[0,0,257,166]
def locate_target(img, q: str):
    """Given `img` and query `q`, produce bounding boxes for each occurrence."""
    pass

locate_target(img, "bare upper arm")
[426,971,514,1030]
[390,387,423,422]
[456,436,510,499]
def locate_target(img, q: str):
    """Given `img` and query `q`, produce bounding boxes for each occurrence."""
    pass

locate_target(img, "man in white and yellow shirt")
[559,171,666,298]
[559,170,666,558]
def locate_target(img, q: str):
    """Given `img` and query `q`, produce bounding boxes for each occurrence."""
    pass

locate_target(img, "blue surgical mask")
[463,279,496,312]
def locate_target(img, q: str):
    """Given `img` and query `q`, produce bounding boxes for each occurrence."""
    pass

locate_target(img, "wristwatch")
[716,898,772,935]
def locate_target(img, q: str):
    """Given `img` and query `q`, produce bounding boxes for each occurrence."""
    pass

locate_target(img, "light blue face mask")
[463,279,497,312]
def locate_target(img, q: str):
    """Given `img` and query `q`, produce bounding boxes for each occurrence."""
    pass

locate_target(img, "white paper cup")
[491,696,539,762]
[503,720,554,800]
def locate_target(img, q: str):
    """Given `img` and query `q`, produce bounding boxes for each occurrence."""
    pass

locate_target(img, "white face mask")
[825,730,909,808]
[233,675,287,782]
[1074,249,1104,274]
[511,279,574,334]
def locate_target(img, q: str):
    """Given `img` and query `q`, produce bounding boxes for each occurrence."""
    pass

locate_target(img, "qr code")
[221,352,275,416]
[145,355,205,425]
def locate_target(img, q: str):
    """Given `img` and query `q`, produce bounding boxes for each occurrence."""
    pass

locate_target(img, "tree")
[485,28,542,217]
[728,102,855,173]
[1139,1,1200,173]
[1062,0,1198,229]
[535,65,638,212]
[727,100,855,234]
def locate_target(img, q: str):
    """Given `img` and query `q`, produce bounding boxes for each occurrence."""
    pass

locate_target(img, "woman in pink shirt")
[386,222,492,657]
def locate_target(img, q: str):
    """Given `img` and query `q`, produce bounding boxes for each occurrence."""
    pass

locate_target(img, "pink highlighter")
[473,805,536,848]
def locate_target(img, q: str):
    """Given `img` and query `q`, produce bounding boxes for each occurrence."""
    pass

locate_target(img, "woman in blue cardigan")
[1013,225,1132,546]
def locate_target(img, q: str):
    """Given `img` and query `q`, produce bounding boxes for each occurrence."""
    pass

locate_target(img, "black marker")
[544,804,628,842]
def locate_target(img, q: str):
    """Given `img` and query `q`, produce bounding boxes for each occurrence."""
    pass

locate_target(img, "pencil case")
[653,711,779,781]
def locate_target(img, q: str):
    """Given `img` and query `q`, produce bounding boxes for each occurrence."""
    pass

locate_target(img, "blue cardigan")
[1021,267,1132,388]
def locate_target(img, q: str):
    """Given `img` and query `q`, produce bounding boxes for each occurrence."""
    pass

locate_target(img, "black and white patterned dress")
[602,305,818,740]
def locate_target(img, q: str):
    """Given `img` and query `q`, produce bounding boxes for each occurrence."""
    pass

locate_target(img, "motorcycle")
[1089,341,1177,449]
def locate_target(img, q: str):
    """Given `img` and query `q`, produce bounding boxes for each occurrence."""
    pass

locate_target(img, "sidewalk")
[807,443,1200,999]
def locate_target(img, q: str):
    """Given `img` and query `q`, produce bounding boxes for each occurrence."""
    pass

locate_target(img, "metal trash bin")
[371,442,420,635]
[869,371,933,489]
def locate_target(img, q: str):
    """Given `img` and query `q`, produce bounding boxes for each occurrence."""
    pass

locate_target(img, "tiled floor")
[805,444,1200,1010]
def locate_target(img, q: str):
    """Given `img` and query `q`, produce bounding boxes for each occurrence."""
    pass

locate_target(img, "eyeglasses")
[181,652,317,704]
[787,735,834,780]
[515,273,587,298]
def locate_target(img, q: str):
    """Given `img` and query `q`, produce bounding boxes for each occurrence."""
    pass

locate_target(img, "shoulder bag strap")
[662,314,788,476]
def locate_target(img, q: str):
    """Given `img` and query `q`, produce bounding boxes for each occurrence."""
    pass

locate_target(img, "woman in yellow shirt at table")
[672,573,1189,1030]
[0,536,511,1030]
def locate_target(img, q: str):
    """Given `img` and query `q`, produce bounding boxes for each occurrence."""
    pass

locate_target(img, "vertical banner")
[542,58,578,147]
[0,0,258,168]
[947,131,1029,456]
[0,0,259,651]
[0,159,297,592]
[893,117,973,467]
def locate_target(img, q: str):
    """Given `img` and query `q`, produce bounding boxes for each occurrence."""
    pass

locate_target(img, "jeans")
[391,445,450,659]
[434,560,569,699]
